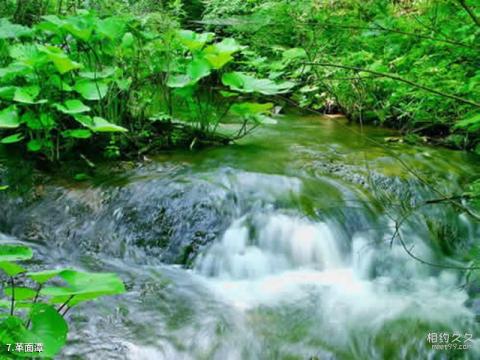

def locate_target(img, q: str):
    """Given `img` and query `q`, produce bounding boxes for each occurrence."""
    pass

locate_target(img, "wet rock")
[0,168,237,266]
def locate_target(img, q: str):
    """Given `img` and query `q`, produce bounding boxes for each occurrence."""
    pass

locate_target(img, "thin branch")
[456,0,480,27]
[26,284,43,329]
[193,19,479,49]
[394,230,480,270]
[57,295,74,313]
[9,277,15,316]
[306,62,480,108]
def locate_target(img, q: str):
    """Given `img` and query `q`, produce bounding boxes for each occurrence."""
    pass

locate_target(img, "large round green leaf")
[203,38,245,69]
[26,269,67,284]
[41,270,126,305]
[0,106,20,129]
[39,46,82,74]
[176,30,214,51]
[187,58,211,83]
[23,304,68,358]
[54,99,91,114]
[0,261,26,276]
[4,287,37,300]
[74,80,109,101]
[0,304,68,358]
[0,19,34,39]
[222,72,295,95]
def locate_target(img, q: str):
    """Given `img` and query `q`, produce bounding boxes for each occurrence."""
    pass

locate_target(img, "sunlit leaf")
[230,102,274,116]
[0,19,33,39]
[4,287,36,300]
[54,100,91,114]
[0,261,26,276]
[62,129,92,139]
[0,106,19,129]
[23,304,68,358]
[222,72,295,95]
[96,17,126,40]
[176,30,214,51]
[1,133,24,144]
[39,46,82,74]
[13,86,46,104]
[74,80,109,100]
[41,270,126,303]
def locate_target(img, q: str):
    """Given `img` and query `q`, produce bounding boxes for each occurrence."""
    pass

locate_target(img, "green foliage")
[203,0,480,146]
[0,244,126,358]
[222,71,294,95]
[0,6,291,161]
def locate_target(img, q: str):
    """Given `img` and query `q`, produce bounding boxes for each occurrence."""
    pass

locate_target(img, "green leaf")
[50,53,82,74]
[62,16,93,41]
[167,58,212,89]
[37,15,65,34]
[49,75,73,92]
[40,46,82,74]
[23,112,56,131]
[0,106,20,129]
[121,32,135,48]
[1,133,24,144]
[0,185,9,190]
[9,44,46,68]
[74,115,126,132]
[54,99,91,114]
[220,91,238,98]
[230,102,274,116]
[177,30,214,51]
[167,74,192,88]
[74,80,109,100]
[0,261,26,276]
[96,17,126,40]
[173,85,196,99]
[0,19,33,39]
[282,48,307,60]
[41,270,125,304]
[4,287,36,300]
[222,72,295,95]
[203,38,245,69]
[13,86,46,104]
[27,140,43,152]
[27,269,66,284]
[0,86,16,100]
[0,316,26,356]
[89,117,128,133]
[78,67,117,80]
[0,245,33,262]
[187,57,211,83]
[24,304,68,358]
[62,129,92,139]
[0,63,31,81]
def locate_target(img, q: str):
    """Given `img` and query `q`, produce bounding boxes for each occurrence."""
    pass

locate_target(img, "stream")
[1,114,480,359]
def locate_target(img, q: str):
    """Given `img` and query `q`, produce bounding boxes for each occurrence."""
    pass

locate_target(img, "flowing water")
[1,115,480,359]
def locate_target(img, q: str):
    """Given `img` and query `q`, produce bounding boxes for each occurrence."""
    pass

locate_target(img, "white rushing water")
[187,209,478,358]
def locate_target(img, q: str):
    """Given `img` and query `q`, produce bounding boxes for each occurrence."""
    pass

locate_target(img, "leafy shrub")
[0,244,125,358]
[0,10,295,161]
